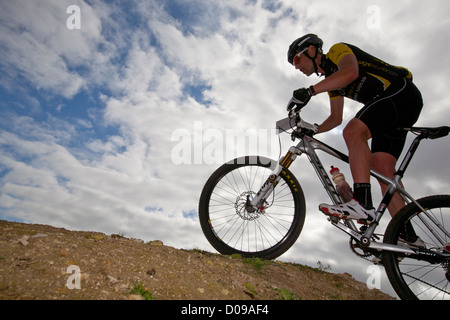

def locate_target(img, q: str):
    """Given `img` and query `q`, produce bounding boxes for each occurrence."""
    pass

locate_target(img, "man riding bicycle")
[287,34,423,226]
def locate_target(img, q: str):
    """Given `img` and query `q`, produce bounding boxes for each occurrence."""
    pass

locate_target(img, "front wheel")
[383,195,450,300]
[199,156,306,260]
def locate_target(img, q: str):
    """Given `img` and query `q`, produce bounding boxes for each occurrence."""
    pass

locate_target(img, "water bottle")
[330,166,353,202]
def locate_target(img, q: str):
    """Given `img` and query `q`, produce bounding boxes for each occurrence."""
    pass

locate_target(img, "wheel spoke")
[199,159,305,259]
[384,196,450,300]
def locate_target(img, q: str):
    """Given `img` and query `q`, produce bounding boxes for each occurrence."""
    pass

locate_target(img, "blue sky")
[1,0,450,297]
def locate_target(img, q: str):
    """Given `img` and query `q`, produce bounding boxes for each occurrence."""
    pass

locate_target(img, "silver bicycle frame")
[251,117,450,256]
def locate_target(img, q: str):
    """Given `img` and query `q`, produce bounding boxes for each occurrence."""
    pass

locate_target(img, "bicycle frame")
[250,117,450,258]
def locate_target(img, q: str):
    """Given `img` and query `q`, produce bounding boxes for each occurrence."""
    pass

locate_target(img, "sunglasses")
[293,49,308,65]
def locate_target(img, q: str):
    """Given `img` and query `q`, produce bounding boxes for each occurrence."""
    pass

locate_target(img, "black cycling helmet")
[288,34,323,76]
[287,34,323,64]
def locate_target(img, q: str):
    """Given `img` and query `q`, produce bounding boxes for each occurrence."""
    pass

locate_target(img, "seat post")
[395,134,425,178]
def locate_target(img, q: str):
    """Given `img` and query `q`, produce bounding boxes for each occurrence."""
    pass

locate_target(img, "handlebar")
[276,113,316,136]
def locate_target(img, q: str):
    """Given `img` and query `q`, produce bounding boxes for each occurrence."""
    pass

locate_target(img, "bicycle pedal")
[328,216,340,223]
[372,257,383,265]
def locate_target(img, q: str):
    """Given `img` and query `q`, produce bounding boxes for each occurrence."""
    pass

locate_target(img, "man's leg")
[372,152,420,242]
[318,118,376,222]
[343,118,372,183]
[372,152,405,217]
[343,118,374,209]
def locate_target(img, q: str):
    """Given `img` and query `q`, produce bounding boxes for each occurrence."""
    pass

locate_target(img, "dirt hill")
[0,219,394,300]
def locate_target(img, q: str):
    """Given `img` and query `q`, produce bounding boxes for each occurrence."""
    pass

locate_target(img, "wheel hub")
[235,191,262,221]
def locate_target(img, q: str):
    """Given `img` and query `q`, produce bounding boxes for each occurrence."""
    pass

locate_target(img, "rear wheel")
[383,195,450,300]
[199,156,306,260]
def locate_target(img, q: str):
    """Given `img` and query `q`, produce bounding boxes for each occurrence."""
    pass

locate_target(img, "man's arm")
[317,96,344,134]
[313,54,359,94]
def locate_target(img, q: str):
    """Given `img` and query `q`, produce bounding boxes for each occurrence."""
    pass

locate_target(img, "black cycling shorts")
[355,78,423,159]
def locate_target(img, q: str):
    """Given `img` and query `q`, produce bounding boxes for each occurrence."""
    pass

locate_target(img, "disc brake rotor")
[235,191,262,221]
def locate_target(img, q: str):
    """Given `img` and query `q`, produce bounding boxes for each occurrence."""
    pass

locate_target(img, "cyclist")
[287,34,423,226]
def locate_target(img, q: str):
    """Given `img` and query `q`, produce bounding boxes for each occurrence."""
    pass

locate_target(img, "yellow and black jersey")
[321,43,413,104]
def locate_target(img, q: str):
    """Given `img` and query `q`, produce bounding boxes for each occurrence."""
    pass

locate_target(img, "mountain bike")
[198,112,450,300]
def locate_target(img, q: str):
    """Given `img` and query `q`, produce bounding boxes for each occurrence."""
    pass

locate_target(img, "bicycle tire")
[199,156,306,260]
[383,195,450,300]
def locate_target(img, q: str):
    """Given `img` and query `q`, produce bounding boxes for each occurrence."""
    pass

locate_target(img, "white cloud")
[0,0,113,98]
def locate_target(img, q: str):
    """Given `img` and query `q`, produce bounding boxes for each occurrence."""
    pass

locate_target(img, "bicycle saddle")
[404,126,450,139]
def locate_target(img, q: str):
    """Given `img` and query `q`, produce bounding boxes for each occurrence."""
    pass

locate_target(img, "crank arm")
[368,242,415,255]
[372,242,450,263]
[331,220,426,256]
[333,220,450,263]
[331,220,364,243]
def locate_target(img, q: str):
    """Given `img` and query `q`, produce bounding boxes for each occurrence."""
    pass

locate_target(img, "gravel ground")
[0,220,394,300]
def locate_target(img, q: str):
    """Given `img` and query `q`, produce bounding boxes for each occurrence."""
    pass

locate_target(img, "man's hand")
[287,86,316,114]
[299,121,319,136]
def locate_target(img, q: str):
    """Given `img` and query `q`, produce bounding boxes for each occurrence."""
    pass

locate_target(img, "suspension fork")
[249,146,300,210]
